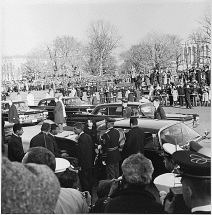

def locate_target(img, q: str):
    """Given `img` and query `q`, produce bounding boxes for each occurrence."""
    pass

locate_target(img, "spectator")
[172,86,178,106]
[104,153,165,213]
[202,85,209,107]
[8,100,19,123]
[27,91,35,106]
[30,122,56,155]
[122,117,146,160]
[177,84,184,106]
[90,179,113,213]
[2,156,60,214]
[8,123,25,162]
[184,84,192,109]
[153,98,167,120]
[165,150,211,214]
[22,147,91,214]
[74,122,93,197]
[54,97,65,133]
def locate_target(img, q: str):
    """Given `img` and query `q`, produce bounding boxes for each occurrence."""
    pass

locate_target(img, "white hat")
[55,158,70,173]
[163,143,183,155]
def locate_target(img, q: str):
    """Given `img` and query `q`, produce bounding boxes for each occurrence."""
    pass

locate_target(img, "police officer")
[165,150,211,214]
[99,117,122,180]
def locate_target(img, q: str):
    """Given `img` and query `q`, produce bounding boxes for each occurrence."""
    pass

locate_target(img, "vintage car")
[2,100,48,125]
[30,97,95,125]
[67,101,199,128]
[107,118,206,178]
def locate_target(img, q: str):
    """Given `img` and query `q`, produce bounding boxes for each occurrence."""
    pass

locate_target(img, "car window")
[108,107,123,116]
[40,100,47,106]
[48,100,56,106]
[95,107,108,115]
[139,103,154,118]
[14,102,27,111]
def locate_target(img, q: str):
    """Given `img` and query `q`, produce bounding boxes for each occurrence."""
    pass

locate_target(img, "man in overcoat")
[74,122,93,197]
[8,100,19,123]
[54,97,65,133]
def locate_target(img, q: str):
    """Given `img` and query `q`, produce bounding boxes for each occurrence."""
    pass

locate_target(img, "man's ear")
[186,184,193,199]
[45,153,56,171]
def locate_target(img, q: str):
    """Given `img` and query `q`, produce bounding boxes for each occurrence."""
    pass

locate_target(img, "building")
[180,40,211,70]
[1,56,27,82]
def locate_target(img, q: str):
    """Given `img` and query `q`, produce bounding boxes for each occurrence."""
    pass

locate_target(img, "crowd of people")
[2,66,211,214]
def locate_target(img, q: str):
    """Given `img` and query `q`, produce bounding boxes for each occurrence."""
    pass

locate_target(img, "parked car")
[2,100,48,125]
[30,97,95,125]
[106,118,205,178]
[68,101,199,128]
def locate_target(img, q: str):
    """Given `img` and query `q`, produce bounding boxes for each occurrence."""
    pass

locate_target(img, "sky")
[1,0,211,57]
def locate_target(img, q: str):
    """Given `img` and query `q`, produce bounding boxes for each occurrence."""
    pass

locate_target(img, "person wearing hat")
[153,98,167,120]
[122,99,132,118]
[99,117,122,180]
[30,122,56,156]
[22,147,91,214]
[122,117,145,160]
[164,150,211,214]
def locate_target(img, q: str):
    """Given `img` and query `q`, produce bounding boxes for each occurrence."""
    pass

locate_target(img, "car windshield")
[160,123,201,146]
[64,98,82,106]
[139,103,155,118]
[14,102,28,111]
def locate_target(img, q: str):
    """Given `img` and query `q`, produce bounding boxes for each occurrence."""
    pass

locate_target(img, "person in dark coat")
[30,123,56,155]
[122,117,146,160]
[104,153,165,214]
[99,118,122,180]
[153,98,167,120]
[177,84,184,106]
[8,123,25,162]
[122,99,132,118]
[8,100,19,123]
[74,122,93,196]
[53,97,65,133]
[184,84,192,109]
[83,119,97,163]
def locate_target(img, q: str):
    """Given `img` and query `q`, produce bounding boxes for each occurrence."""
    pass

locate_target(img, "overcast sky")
[2,0,211,56]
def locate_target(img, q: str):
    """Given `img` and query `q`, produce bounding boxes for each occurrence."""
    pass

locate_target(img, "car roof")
[94,101,151,108]
[114,118,179,133]
[1,100,25,104]
[39,97,79,101]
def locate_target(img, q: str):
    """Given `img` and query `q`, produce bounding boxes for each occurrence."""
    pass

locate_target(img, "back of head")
[74,122,83,130]
[41,123,51,132]
[22,147,56,171]
[121,153,154,187]
[13,123,22,133]
[130,117,138,126]
[56,170,79,189]
[2,156,60,214]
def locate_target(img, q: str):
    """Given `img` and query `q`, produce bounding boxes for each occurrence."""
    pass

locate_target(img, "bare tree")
[87,20,121,75]
[120,33,182,72]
